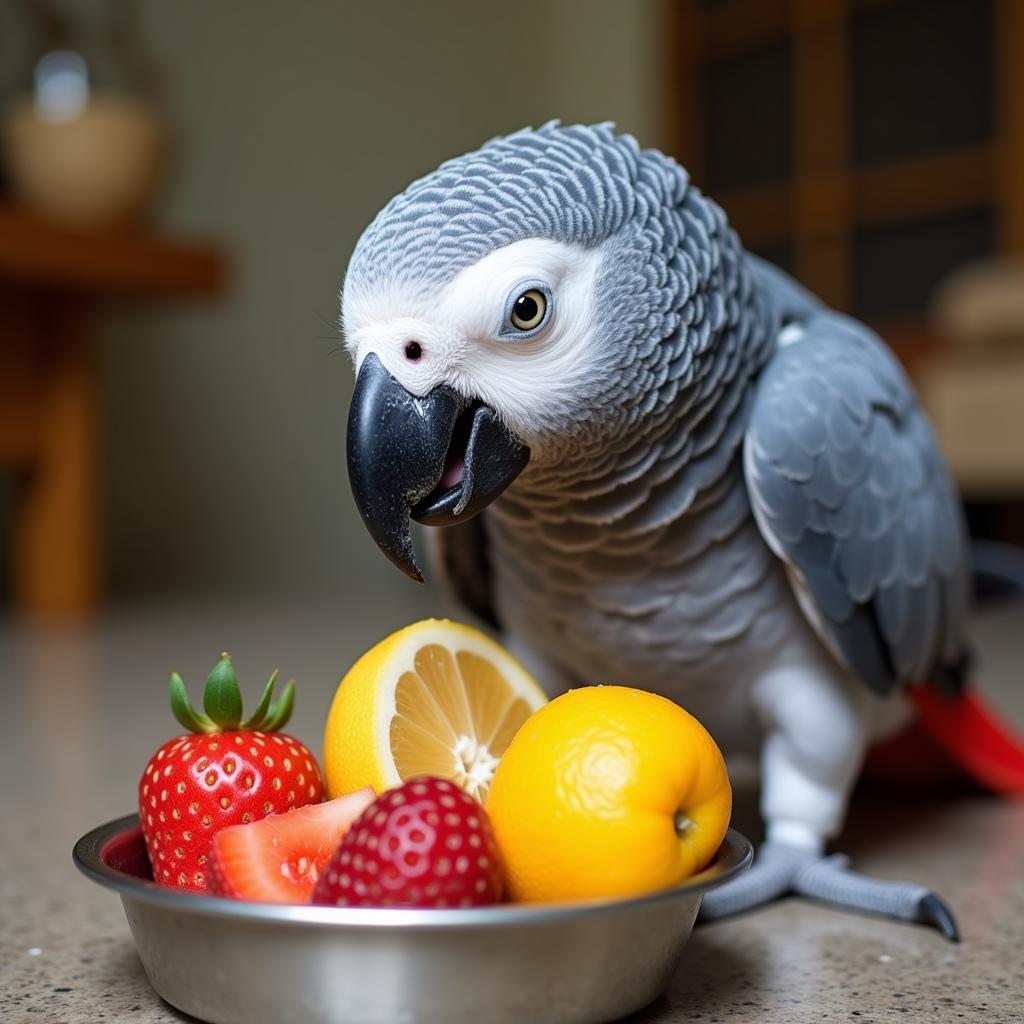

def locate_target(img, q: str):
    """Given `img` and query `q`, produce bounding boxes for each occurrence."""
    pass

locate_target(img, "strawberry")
[208,789,375,903]
[138,653,323,892]
[312,776,504,908]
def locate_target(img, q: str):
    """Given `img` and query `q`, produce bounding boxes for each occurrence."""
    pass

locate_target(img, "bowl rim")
[74,813,752,930]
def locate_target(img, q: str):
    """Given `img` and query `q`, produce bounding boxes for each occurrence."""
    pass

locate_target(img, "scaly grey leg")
[699,842,960,941]
[699,841,811,920]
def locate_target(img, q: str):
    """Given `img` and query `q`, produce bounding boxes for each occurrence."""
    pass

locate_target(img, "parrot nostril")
[404,341,423,362]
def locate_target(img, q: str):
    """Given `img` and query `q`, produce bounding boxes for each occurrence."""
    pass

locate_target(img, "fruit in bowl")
[135,627,731,914]
[323,619,548,803]
[486,685,732,903]
[138,654,323,892]
[79,621,746,1024]
[209,789,375,903]
[313,777,504,909]
[320,623,732,907]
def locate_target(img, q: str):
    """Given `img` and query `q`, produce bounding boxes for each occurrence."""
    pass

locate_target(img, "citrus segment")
[324,620,547,804]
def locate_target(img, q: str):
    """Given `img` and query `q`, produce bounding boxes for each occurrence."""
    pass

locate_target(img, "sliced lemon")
[323,619,548,803]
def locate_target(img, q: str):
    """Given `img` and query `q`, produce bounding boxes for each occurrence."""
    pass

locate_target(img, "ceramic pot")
[2,91,167,227]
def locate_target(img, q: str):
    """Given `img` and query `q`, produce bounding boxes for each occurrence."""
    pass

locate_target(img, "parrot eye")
[510,290,546,330]
[502,285,551,338]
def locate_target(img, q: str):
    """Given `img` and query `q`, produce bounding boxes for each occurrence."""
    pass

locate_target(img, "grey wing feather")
[745,253,825,325]
[744,311,970,695]
[425,516,500,630]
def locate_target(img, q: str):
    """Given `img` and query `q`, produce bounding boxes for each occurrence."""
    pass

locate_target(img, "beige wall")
[2,1,668,605]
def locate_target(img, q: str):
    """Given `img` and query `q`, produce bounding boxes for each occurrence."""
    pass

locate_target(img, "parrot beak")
[347,353,530,581]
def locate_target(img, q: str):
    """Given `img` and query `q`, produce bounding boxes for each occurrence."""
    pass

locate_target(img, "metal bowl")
[74,815,751,1024]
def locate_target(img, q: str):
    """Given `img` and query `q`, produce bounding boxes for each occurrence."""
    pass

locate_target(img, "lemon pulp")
[324,620,547,803]
[391,644,535,800]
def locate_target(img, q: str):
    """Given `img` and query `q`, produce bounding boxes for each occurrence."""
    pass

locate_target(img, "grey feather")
[744,313,970,695]
[349,122,651,301]
[426,515,499,630]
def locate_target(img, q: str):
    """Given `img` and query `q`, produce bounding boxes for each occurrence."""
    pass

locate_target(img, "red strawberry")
[312,777,504,909]
[208,789,375,903]
[139,653,323,892]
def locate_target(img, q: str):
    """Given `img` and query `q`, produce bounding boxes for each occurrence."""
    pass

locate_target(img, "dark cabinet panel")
[850,0,993,166]
[702,43,792,191]
[852,207,994,317]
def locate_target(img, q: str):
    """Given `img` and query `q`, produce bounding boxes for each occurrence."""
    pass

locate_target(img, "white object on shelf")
[925,257,1024,496]
[931,257,1024,353]
[33,50,90,123]
[919,356,1024,497]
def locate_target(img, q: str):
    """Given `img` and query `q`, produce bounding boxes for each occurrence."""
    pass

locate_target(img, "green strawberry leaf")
[262,678,295,732]
[240,669,279,731]
[201,653,243,731]
[169,672,217,734]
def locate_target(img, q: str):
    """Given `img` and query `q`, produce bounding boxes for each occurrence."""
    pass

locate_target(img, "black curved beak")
[346,353,530,581]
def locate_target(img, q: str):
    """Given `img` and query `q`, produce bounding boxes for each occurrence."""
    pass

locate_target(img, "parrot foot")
[699,841,960,941]
[698,841,809,920]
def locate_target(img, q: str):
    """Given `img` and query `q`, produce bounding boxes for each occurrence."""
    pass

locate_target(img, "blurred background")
[4,9,1024,1016]
[0,0,1021,635]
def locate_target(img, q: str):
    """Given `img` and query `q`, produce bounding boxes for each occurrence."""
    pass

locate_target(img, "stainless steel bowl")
[75,815,751,1024]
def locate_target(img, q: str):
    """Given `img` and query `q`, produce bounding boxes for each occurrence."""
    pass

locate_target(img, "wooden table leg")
[13,296,103,617]
[0,292,40,465]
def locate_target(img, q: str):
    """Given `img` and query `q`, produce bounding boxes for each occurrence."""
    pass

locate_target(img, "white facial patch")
[343,238,605,444]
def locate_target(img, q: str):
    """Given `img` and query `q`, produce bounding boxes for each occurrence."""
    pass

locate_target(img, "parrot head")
[342,122,740,580]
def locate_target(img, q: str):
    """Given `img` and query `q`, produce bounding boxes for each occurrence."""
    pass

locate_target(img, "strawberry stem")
[240,669,279,731]
[262,678,295,732]
[169,656,296,735]
[169,672,217,734]
[202,653,244,731]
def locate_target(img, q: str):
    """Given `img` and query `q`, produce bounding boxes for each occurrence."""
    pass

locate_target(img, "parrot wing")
[743,311,970,696]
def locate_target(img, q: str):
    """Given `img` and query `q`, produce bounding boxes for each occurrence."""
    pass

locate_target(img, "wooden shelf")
[716,145,995,250]
[0,202,225,295]
[697,0,935,65]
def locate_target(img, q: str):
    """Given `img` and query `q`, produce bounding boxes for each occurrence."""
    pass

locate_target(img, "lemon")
[486,685,732,903]
[323,619,547,803]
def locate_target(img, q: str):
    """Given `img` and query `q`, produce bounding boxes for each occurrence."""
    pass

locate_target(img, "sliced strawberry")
[209,789,375,903]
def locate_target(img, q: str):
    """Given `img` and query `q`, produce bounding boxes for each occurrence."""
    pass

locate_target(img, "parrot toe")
[699,842,961,941]
[917,893,960,942]
[791,851,961,941]
[698,841,812,920]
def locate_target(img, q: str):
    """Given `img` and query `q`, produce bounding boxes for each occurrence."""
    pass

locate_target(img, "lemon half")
[324,619,547,803]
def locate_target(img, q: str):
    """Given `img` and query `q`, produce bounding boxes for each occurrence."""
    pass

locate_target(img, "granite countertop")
[2,600,1022,1024]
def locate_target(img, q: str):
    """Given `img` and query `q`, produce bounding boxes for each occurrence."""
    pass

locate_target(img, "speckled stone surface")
[2,600,1023,1024]
[633,795,1024,1024]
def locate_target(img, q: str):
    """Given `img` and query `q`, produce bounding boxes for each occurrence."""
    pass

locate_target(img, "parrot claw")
[699,841,960,942]
[917,893,960,942]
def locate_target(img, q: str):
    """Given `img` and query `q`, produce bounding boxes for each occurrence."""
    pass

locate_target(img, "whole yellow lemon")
[486,685,731,903]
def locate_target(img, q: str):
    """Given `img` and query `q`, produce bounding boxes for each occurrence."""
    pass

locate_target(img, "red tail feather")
[909,687,1024,794]
[864,687,1024,793]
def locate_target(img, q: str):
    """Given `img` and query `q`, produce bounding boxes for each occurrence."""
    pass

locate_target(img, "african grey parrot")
[341,122,974,936]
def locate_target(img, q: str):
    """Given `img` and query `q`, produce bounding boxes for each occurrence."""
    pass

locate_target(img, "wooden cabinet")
[667,0,1024,370]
